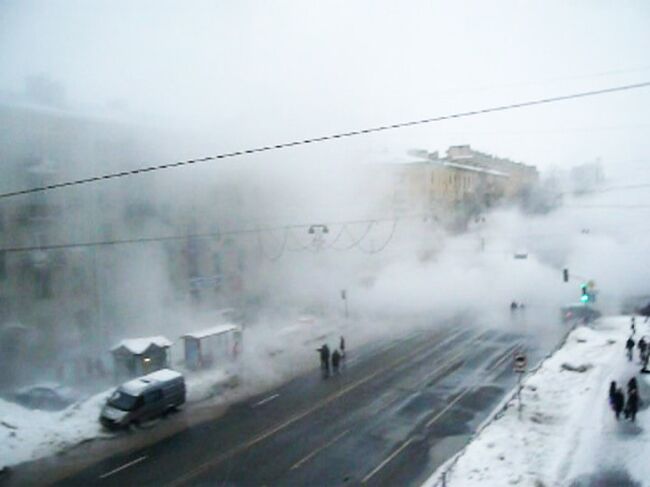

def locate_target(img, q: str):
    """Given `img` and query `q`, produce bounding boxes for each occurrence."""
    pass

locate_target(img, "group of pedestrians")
[316,336,346,377]
[625,316,650,372]
[609,377,640,422]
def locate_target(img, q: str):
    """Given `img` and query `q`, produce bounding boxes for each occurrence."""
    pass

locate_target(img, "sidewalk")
[426,316,649,486]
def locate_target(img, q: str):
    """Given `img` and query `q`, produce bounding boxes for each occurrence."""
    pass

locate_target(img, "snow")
[0,389,111,470]
[182,324,240,340]
[0,366,235,470]
[145,368,184,382]
[120,368,183,395]
[425,316,649,486]
[110,335,172,354]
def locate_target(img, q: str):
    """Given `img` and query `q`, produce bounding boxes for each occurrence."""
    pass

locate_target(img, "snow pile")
[427,316,649,486]
[0,366,238,470]
[0,390,112,470]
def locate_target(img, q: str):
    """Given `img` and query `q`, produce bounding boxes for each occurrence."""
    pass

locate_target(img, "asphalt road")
[46,322,528,487]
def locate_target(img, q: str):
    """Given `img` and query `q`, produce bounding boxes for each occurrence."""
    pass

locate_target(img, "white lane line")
[253,393,280,407]
[290,429,351,470]
[361,438,414,484]
[99,455,147,479]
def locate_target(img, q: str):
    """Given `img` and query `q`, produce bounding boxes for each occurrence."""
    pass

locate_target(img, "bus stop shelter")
[182,324,241,370]
[110,335,172,379]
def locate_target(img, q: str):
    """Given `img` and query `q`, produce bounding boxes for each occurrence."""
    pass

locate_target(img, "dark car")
[13,383,79,411]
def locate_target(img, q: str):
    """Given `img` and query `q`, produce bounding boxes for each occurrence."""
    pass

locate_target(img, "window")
[144,389,163,403]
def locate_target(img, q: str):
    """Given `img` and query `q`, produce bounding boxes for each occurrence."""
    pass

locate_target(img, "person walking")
[631,316,636,335]
[612,387,625,420]
[626,388,639,422]
[626,336,635,361]
[331,349,341,374]
[609,381,617,409]
[638,337,647,363]
[317,344,330,374]
[340,336,346,359]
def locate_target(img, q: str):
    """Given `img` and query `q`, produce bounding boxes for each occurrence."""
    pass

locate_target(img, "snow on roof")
[110,336,172,354]
[182,324,240,340]
[443,161,510,178]
[120,368,183,395]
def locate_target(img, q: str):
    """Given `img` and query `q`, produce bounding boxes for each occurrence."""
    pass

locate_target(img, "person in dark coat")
[317,344,330,373]
[609,381,617,408]
[626,388,639,422]
[340,336,346,358]
[638,337,647,362]
[331,349,341,373]
[626,337,635,361]
[612,388,625,420]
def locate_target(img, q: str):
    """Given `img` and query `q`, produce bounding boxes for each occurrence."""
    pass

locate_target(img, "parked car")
[100,369,185,429]
[13,383,79,411]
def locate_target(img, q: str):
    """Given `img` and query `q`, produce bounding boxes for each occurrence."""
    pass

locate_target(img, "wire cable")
[256,227,289,261]
[357,219,399,254]
[1,81,649,200]
[331,222,376,251]
[0,215,408,254]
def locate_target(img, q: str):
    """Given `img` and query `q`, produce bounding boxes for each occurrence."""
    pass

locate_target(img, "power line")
[0,215,410,254]
[2,81,650,200]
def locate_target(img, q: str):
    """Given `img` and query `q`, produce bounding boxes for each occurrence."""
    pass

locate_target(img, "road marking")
[426,341,517,428]
[253,393,279,407]
[167,335,445,486]
[289,429,350,470]
[361,438,413,484]
[360,333,514,482]
[99,456,147,479]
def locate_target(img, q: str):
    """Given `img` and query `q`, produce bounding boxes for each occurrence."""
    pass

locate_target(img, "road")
[45,322,533,487]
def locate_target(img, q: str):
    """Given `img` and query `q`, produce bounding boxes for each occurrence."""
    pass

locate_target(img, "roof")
[181,324,240,340]
[443,161,510,178]
[120,368,183,395]
[110,336,172,355]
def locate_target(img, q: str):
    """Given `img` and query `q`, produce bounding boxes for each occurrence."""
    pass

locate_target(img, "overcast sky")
[1,0,649,172]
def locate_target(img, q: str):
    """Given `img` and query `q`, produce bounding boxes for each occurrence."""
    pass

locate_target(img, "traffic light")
[581,284,589,303]
[563,268,569,282]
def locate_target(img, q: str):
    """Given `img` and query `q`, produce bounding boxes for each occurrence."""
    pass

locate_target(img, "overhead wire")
[357,219,399,254]
[1,81,649,200]
[331,222,376,251]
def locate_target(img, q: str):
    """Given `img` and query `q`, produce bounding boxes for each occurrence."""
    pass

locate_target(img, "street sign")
[514,353,527,373]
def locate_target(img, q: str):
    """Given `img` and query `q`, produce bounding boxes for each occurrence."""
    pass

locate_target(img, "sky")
[1,0,649,173]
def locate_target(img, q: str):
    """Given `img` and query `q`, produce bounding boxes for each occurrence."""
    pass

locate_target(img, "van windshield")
[108,390,139,411]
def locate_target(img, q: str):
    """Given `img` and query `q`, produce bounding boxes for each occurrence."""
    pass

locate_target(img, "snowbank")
[425,316,649,486]
[0,366,236,470]
[0,390,112,470]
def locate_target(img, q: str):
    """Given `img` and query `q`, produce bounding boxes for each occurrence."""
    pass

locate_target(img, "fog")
[1,1,649,397]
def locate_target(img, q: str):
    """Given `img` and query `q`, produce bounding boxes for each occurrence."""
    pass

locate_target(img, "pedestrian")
[331,349,341,373]
[631,316,636,335]
[638,337,647,362]
[612,387,625,420]
[317,344,330,374]
[340,336,346,359]
[609,381,617,408]
[642,348,650,373]
[626,340,633,361]
[626,388,639,422]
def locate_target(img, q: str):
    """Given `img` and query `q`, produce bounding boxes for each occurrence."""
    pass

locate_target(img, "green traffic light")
[581,294,589,303]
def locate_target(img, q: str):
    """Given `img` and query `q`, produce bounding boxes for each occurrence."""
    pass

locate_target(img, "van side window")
[144,389,163,403]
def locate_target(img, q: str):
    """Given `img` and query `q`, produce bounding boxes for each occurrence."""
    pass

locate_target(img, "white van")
[100,369,185,429]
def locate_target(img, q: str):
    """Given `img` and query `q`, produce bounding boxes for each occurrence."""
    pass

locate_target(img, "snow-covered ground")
[0,313,351,471]
[425,316,649,486]
[0,368,235,471]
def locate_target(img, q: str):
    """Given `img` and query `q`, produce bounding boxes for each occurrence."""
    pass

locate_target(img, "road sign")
[514,353,527,373]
